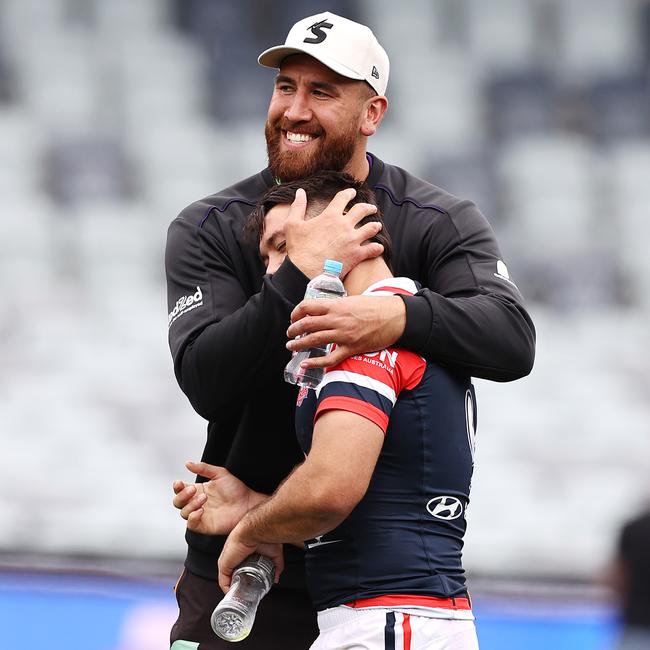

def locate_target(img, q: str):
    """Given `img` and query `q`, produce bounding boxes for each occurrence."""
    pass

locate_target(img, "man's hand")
[285,188,383,279]
[286,295,406,368]
[172,461,263,536]
[218,525,284,593]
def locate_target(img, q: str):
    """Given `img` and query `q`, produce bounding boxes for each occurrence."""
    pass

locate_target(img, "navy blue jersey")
[294,278,477,611]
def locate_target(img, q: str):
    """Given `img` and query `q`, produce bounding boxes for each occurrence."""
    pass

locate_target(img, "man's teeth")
[286,131,315,143]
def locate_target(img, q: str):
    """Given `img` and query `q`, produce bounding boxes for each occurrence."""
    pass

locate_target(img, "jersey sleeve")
[313,348,426,433]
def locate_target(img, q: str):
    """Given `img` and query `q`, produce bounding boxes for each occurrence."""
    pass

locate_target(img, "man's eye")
[313,90,329,98]
[276,241,286,253]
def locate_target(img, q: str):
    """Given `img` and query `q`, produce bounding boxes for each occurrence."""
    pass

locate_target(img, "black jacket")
[165,153,536,584]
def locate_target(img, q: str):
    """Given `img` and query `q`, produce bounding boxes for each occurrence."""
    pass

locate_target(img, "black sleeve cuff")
[395,293,434,353]
[269,256,310,306]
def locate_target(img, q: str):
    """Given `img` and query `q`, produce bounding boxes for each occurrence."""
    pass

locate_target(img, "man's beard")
[265,118,359,182]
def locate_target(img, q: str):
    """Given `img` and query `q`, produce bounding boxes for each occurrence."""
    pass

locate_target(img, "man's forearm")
[233,464,349,546]
[218,411,383,590]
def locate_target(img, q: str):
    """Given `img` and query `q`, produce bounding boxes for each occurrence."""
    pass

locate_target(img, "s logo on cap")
[304,19,333,44]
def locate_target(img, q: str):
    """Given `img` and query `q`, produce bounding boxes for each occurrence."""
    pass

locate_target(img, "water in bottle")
[210,553,275,642]
[284,259,346,389]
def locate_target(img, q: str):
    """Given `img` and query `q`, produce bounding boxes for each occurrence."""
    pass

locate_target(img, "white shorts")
[310,606,479,650]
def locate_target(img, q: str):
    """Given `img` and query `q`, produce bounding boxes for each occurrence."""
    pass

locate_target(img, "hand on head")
[285,187,383,278]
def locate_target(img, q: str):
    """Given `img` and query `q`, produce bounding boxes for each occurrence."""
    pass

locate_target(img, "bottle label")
[304,287,343,300]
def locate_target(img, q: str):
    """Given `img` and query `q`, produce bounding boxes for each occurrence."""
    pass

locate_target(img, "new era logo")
[371,65,379,79]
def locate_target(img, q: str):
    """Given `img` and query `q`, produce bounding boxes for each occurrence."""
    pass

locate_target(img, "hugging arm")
[286,198,535,381]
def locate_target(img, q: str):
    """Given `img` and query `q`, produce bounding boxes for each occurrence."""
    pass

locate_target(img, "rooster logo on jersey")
[296,385,310,407]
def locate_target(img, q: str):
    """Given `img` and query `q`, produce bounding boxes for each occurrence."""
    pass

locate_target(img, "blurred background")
[1,0,649,648]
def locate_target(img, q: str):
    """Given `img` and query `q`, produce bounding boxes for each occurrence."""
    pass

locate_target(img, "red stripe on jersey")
[402,614,411,650]
[316,396,389,433]
[399,351,426,391]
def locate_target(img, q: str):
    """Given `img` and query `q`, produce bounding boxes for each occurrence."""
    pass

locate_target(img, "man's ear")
[360,96,388,137]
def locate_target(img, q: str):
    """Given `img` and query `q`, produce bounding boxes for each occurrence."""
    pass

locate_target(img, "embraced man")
[178,171,479,650]
[165,11,535,650]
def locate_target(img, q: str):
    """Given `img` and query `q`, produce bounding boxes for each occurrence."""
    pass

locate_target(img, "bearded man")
[165,11,535,650]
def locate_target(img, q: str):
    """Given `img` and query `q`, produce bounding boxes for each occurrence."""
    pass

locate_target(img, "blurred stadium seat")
[45,133,131,205]
[465,0,538,74]
[585,75,650,144]
[608,141,650,306]
[495,133,622,306]
[484,71,557,142]
[555,0,642,82]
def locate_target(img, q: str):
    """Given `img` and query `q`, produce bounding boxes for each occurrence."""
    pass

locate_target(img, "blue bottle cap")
[324,259,343,275]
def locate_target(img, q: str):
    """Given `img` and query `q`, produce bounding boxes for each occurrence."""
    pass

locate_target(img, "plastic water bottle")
[284,259,347,388]
[210,553,275,642]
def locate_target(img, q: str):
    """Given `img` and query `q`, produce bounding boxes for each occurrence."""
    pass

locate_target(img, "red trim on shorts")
[345,594,472,610]
[402,613,412,649]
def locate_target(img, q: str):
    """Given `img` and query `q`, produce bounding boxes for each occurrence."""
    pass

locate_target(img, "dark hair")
[245,170,392,268]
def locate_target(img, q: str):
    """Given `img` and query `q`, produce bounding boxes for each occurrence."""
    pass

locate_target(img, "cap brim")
[258,45,366,82]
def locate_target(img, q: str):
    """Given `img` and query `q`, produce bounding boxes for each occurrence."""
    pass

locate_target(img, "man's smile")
[283,130,320,148]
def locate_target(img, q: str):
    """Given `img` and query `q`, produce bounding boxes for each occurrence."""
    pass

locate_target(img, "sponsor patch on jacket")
[168,286,203,327]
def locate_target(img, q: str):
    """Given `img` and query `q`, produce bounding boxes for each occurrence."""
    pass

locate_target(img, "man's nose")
[284,92,312,123]
[266,259,282,275]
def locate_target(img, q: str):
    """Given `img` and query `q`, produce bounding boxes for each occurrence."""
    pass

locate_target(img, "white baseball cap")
[258,12,389,96]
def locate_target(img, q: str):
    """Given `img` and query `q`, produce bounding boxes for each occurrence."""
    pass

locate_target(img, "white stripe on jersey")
[316,370,397,404]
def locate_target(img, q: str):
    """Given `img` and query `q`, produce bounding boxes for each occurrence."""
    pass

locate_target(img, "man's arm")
[286,292,534,382]
[397,289,535,381]
[216,410,384,591]
[286,199,535,382]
